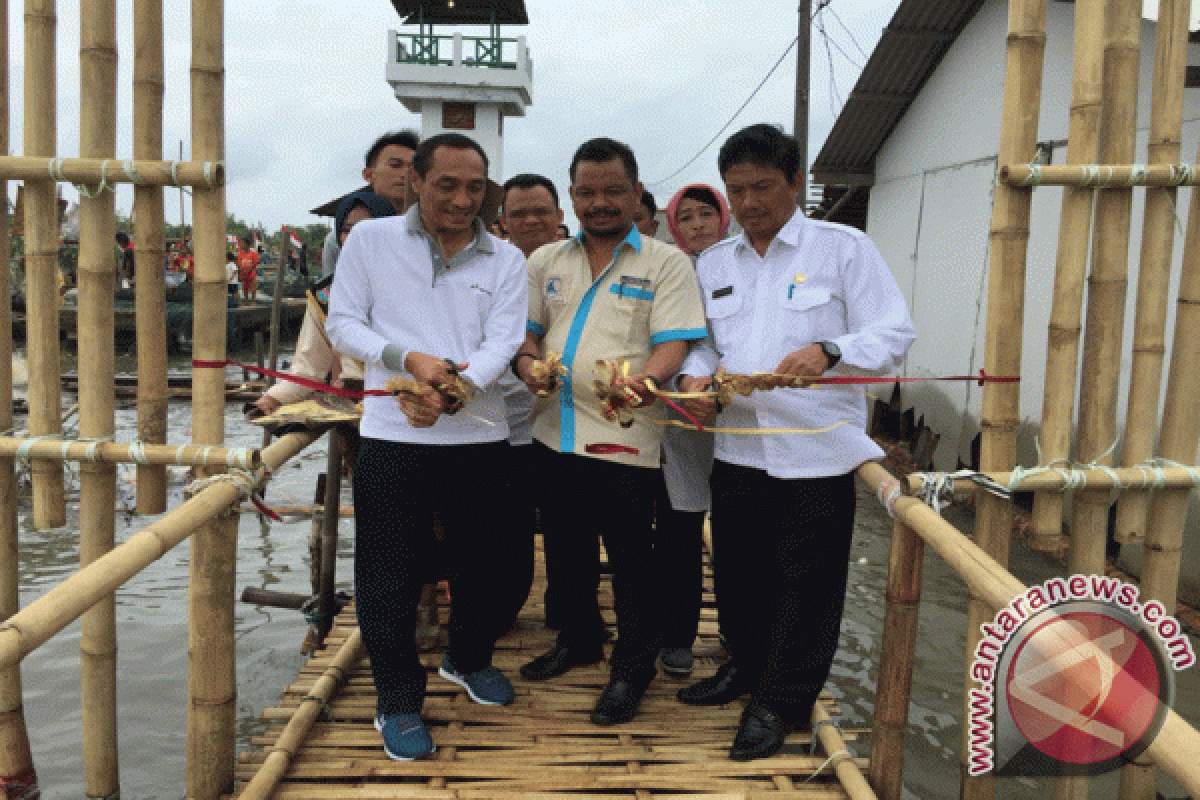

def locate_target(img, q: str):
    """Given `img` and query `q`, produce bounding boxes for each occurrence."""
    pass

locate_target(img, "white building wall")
[861,0,1200,599]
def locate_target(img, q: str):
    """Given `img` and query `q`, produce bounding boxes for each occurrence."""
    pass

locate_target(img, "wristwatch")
[818,340,841,369]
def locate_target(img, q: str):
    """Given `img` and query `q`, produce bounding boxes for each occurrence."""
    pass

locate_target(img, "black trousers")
[653,476,705,651]
[534,443,661,682]
[709,460,856,724]
[498,441,537,633]
[354,437,519,715]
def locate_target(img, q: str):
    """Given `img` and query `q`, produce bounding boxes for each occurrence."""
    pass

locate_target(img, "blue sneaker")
[439,656,516,706]
[374,713,435,761]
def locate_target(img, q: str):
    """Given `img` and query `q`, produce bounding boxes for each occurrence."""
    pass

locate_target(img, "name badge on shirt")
[545,275,566,307]
[712,285,734,299]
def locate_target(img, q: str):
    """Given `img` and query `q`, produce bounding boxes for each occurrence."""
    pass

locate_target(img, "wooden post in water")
[186,0,235,795]
[315,429,343,646]
[1114,0,1188,547]
[1029,0,1105,553]
[77,0,120,794]
[961,0,1045,797]
[869,519,923,800]
[0,0,38,791]
[264,227,289,447]
[133,0,168,514]
[23,0,65,529]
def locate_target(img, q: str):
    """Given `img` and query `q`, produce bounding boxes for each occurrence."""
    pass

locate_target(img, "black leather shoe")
[519,643,604,681]
[677,662,747,706]
[730,701,788,761]
[590,677,649,725]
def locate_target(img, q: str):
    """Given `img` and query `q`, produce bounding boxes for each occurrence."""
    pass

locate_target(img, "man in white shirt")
[676,124,914,760]
[326,132,528,762]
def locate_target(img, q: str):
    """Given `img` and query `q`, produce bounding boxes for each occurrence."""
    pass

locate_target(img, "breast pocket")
[777,287,840,348]
[609,283,655,345]
[705,291,743,352]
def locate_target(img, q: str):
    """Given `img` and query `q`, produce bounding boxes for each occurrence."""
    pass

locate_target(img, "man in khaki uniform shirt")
[513,138,707,726]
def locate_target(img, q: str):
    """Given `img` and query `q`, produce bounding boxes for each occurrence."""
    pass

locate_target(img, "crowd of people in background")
[252,123,915,766]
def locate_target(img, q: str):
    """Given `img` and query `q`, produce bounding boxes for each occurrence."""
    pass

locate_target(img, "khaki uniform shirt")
[527,227,707,468]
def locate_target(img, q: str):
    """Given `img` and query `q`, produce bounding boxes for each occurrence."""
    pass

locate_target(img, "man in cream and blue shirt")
[327,133,527,762]
[512,137,707,727]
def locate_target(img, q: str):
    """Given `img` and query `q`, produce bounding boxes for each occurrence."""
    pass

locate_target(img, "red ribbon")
[585,443,640,456]
[811,369,1017,387]
[192,359,392,398]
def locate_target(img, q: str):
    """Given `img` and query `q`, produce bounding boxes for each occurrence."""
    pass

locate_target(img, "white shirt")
[326,207,528,445]
[680,208,915,479]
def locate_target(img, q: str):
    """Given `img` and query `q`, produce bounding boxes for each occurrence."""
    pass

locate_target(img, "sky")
[7,0,905,232]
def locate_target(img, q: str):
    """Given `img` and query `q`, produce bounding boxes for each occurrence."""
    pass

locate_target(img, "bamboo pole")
[1000,163,1200,187]
[1116,7,1193,791]
[1060,5,1141,795]
[0,0,37,790]
[904,465,1200,496]
[1134,58,1200,800]
[1115,0,1189,548]
[963,0,1046,795]
[1029,0,1105,554]
[1069,0,1139,583]
[77,0,120,793]
[24,0,65,529]
[134,0,168,514]
[264,226,289,448]
[0,430,318,672]
[868,519,923,800]
[857,461,1200,797]
[236,628,364,799]
[812,703,877,800]
[187,0,232,792]
[0,437,260,468]
[0,155,223,186]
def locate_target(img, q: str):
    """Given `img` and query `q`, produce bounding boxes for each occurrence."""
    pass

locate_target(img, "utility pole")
[795,0,811,209]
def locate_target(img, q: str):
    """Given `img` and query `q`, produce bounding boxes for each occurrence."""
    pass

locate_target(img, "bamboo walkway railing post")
[962,0,1046,797]
[186,0,235,795]
[0,0,37,790]
[133,0,168,514]
[868,518,923,800]
[1029,0,1105,554]
[77,0,120,793]
[263,226,289,448]
[23,0,66,530]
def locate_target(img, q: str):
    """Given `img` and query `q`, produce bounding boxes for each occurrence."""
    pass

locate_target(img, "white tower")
[386,1,532,178]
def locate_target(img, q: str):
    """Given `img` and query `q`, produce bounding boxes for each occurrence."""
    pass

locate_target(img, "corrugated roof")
[390,0,529,25]
[810,0,986,186]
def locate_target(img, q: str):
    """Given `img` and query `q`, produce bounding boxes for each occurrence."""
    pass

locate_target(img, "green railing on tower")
[393,31,520,69]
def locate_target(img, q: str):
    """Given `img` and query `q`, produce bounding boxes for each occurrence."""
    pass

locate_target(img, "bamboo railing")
[859,462,1200,800]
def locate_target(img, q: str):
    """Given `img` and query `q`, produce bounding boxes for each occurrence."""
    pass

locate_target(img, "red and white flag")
[283,226,304,251]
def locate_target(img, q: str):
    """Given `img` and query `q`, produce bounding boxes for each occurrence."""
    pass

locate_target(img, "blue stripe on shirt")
[650,327,709,346]
[609,284,655,302]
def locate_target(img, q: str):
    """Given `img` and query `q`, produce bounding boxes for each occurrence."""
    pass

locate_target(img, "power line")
[646,36,799,189]
[826,4,869,61]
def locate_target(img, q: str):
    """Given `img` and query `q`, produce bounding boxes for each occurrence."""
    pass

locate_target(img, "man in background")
[633,189,659,238]
[496,174,566,633]
[321,130,420,277]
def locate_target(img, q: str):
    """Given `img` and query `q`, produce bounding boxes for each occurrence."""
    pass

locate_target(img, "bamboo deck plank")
[230,537,869,798]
